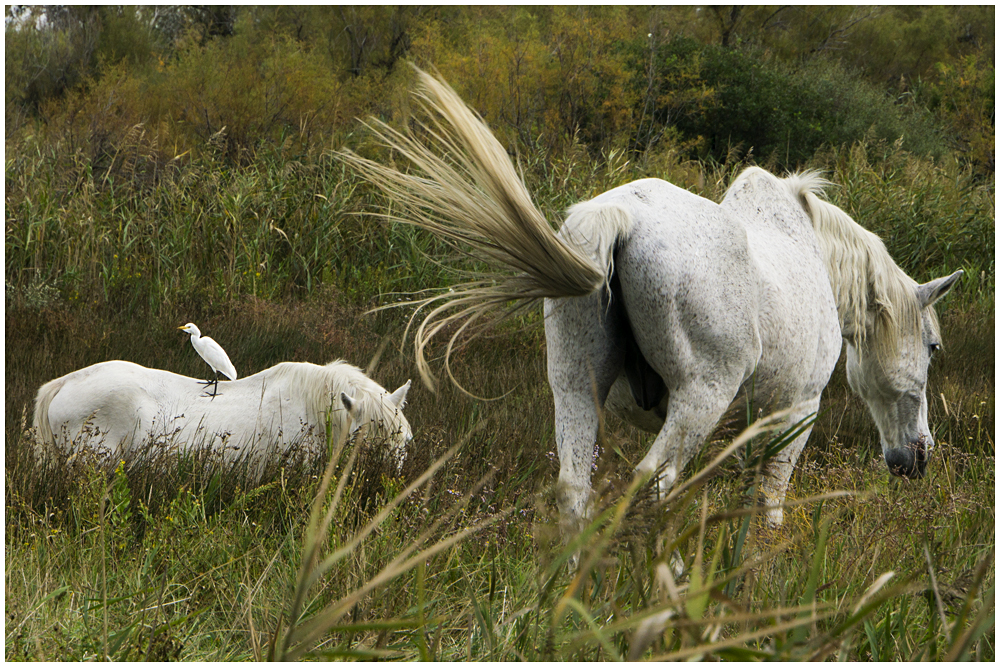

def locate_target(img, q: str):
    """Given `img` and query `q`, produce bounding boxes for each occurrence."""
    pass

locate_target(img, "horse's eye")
[929,343,941,354]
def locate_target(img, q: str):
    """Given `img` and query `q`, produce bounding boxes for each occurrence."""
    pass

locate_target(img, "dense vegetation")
[6,5,994,660]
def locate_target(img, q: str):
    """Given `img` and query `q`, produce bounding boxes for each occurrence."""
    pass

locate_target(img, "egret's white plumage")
[178,323,237,396]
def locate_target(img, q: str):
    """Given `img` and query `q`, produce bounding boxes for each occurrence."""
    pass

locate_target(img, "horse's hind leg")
[545,294,625,536]
[551,389,603,534]
[635,380,742,496]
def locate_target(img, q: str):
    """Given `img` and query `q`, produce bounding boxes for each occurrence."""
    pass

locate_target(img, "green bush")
[817,140,994,284]
[919,53,995,177]
[160,14,345,162]
[5,8,100,125]
[653,38,947,169]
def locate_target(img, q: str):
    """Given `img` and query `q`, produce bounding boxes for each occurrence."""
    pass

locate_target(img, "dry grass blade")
[629,609,675,660]
[301,437,464,594]
[598,601,837,639]
[646,609,840,661]
[284,506,512,661]
[284,426,354,633]
[271,424,505,661]
[555,473,649,617]
[661,406,815,506]
[923,543,950,632]
[852,571,895,615]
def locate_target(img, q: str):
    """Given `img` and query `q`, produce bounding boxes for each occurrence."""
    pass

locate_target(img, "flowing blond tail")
[338,66,606,392]
[33,375,65,448]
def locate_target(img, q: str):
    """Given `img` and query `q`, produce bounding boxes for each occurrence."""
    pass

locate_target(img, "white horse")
[33,359,412,471]
[340,68,961,532]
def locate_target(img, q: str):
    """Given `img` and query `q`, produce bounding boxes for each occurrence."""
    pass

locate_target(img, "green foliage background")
[5,5,994,661]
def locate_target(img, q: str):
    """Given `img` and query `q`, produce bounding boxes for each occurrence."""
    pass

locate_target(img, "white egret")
[178,323,237,398]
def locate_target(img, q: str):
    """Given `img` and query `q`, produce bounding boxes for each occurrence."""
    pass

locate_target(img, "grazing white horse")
[340,68,961,532]
[33,359,412,470]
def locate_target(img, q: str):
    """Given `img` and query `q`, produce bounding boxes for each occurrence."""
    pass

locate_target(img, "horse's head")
[341,380,413,468]
[845,270,962,479]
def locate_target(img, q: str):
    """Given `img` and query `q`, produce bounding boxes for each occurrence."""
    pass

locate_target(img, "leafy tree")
[5,6,101,117]
[922,53,995,176]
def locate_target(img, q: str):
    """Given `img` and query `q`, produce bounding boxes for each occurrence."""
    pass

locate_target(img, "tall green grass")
[6,267,994,660]
[6,129,993,313]
[6,125,992,660]
[6,380,992,660]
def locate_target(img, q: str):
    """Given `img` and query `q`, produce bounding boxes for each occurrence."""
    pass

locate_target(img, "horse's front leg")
[760,397,821,526]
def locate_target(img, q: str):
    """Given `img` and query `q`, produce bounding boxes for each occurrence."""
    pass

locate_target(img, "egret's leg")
[200,372,222,399]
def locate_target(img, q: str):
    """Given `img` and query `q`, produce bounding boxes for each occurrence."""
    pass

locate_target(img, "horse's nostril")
[885,440,929,479]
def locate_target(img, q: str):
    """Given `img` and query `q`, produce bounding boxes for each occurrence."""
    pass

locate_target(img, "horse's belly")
[47,394,145,458]
[606,371,790,435]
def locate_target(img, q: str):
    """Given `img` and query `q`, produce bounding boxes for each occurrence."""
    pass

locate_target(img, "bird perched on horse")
[178,322,237,398]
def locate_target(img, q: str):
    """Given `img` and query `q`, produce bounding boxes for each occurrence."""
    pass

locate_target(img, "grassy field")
[5,137,995,659]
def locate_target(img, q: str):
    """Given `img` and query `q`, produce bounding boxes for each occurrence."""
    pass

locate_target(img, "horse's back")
[607,175,839,404]
[559,173,839,415]
[589,178,757,292]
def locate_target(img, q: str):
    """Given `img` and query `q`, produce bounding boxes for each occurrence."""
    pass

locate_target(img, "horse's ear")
[341,391,359,416]
[917,270,962,308]
[388,380,411,409]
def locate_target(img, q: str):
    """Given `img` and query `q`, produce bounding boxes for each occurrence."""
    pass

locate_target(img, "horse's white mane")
[266,360,406,439]
[730,167,922,355]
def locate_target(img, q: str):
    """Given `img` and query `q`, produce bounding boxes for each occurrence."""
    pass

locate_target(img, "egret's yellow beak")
[177,325,186,330]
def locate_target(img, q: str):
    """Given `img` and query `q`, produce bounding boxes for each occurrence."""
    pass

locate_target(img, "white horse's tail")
[559,200,635,290]
[339,66,631,391]
[33,375,65,449]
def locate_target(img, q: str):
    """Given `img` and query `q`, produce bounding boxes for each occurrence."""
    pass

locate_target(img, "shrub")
[160,14,346,162]
[919,52,995,177]
[817,140,994,284]
[652,38,947,169]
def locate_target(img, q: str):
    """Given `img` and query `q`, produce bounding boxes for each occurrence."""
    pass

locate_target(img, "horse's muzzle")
[885,439,929,479]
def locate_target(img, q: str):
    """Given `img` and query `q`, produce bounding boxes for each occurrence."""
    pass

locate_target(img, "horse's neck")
[266,364,354,431]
